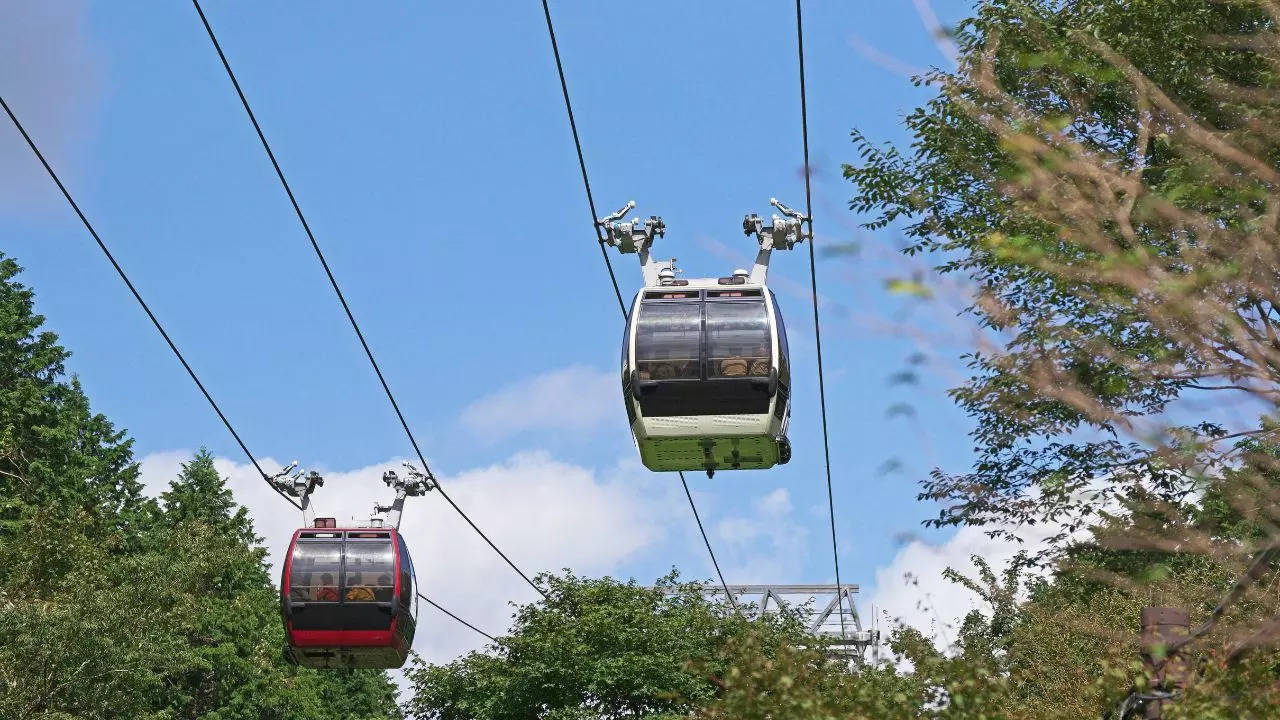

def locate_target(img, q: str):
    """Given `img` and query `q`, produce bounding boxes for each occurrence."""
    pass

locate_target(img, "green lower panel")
[639,435,780,473]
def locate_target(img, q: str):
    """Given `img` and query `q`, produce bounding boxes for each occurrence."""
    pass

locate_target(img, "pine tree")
[161,447,260,546]
[0,255,401,718]
[0,253,144,539]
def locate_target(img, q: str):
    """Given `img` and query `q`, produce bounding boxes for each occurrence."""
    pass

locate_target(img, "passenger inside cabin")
[718,344,769,378]
[748,344,770,376]
[315,572,339,602]
[345,572,375,602]
[375,572,394,602]
[719,356,748,376]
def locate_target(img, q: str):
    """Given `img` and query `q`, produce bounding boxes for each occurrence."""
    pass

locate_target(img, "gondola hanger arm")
[599,201,668,286]
[743,197,806,284]
[597,200,635,229]
[268,462,324,527]
[374,463,436,529]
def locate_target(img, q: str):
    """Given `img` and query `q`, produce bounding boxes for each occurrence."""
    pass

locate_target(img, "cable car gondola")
[272,464,432,669]
[281,520,418,668]
[602,199,805,476]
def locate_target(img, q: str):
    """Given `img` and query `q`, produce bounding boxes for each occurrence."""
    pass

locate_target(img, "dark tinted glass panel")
[771,291,790,386]
[706,301,770,378]
[289,541,342,602]
[343,541,395,603]
[638,378,772,417]
[343,604,394,631]
[397,535,413,614]
[635,301,701,380]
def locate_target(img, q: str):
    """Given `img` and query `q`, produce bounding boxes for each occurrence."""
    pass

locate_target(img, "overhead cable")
[680,471,741,615]
[792,0,848,643]
[419,592,497,642]
[537,0,627,316]
[190,0,546,600]
[0,94,302,512]
[538,0,740,614]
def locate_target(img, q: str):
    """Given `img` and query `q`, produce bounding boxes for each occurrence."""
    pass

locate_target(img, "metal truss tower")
[651,583,877,668]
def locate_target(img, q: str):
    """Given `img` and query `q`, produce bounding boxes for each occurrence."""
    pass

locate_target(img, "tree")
[161,448,260,545]
[404,572,811,719]
[846,0,1280,539]
[0,253,145,545]
[814,0,1280,714]
[0,451,404,720]
[0,256,401,718]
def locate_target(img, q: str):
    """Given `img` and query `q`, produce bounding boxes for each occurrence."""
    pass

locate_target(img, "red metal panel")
[289,627,397,648]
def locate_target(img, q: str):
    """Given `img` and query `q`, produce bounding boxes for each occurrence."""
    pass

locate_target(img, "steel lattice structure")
[650,584,877,667]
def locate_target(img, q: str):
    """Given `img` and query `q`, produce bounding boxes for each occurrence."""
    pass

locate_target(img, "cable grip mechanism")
[743,197,808,251]
[598,200,665,254]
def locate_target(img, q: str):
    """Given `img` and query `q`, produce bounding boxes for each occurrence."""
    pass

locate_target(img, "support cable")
[0,94,302,512]
[538,0,627,316]
[190,0,546,600]
[538,0,739,615]
[794,0,848,642]
[419,592,497,642]
[680,471,740,615]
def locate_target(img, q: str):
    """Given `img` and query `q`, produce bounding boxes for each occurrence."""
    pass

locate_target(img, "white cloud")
[459,365,619,439]
[140,448,667,668]
[713,487,810,584]
[862,523,1061,648]
[758,488,792,517]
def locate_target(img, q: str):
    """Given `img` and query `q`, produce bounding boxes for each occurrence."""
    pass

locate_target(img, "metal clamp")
[599,201,665,255]
[268,461,323,500]
[743,197,808,251]
[373,462,436,529]
[381,462,435,498]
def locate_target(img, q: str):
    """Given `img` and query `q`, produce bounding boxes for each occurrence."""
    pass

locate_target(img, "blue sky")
[3,1,986,658]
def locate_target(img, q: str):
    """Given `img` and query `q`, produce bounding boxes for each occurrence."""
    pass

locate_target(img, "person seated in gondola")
[374,572,394,603]
[748,343,770,376]
[719,356,749,376]
[315,572,339,602]
[345,572,376,602]
[719,344,769,377]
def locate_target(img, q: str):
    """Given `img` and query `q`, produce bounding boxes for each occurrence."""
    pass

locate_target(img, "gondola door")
[285,530,345,638]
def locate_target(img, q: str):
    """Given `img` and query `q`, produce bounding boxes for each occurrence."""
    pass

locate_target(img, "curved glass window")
[344,541,395,603]
[706,300,770,378]
[397,534,415,618]
[634,301,701,380]
[289,542,342,603]
[771,291,790,386]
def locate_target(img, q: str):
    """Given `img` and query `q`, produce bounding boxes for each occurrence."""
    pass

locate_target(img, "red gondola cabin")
[281,520,417,668]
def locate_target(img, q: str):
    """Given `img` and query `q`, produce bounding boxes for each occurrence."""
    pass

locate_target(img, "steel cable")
[793,0,848,643]
[1,94,302,511]
[191,0,546,600]
[537,0,627,316]
[538,0,740,614]
[419,592,497,642]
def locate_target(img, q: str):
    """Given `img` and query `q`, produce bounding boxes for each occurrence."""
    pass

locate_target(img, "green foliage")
[846,0,1280,535]
[698,459,1280,718]
[0,253,144,546]
[404,571,810,719]
[161,448,260,546]
[0,256,400,719]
